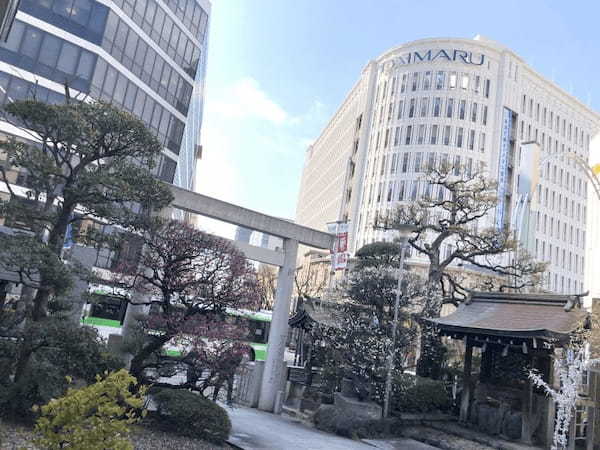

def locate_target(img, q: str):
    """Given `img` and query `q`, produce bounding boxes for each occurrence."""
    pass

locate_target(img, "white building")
[296,36,600,295]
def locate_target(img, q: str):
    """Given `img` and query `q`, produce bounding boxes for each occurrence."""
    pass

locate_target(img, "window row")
[102,11,194,115]
[521,93,590,149]
[379,96,488,124]
[91,58,186,155]
[23,0,108,44]
[108,0,204,77]
[537,211,586,246]
[522,124,587,162]
[535,239,584,275]
[368,151,480,180]
[378,70,491,100]
[0,69,180,184]
[161,0,210,42]
[372,124,487,152]
[539,167,586,199]
[1,21,98,92]
[544,273,583,295]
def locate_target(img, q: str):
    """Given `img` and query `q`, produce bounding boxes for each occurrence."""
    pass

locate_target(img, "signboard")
[393,49,485,66]
[327,222,348,271]
[495,107,513,230]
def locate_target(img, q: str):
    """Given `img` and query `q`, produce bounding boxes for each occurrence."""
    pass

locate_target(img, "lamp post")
[383,223,415,418]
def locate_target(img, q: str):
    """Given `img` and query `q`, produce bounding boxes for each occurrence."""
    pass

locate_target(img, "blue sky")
[195,0,600,234]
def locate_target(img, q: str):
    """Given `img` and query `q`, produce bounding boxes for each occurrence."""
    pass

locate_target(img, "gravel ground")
[0,421,230,450]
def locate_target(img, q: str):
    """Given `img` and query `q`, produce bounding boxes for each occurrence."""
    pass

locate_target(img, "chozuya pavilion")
[430,291,598,449]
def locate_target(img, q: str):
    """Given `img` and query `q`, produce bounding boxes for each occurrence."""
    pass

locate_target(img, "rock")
[333,392,382,420]
[503,411,522,440]
[476,404,501,435]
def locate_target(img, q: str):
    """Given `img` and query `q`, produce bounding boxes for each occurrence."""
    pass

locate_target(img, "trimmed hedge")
[149,389,231,444]
[392,375,451,413]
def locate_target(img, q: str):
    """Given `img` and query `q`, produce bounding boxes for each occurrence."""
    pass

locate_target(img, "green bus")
[81,283,272,361]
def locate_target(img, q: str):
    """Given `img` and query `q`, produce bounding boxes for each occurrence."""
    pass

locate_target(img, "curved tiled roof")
[430,291,589,341]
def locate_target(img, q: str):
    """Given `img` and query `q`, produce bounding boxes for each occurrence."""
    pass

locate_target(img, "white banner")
[328,222,349,270]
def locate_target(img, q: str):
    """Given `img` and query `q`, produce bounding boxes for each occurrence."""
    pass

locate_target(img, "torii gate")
[167,185,335,412]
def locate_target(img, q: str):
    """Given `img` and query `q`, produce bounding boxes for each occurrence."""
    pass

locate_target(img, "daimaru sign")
[395,49,485,66]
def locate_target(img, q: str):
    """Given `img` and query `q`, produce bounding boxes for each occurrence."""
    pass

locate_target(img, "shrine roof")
[429,291,589,341]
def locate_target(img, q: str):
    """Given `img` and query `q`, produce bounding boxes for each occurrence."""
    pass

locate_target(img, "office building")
[296,36,600,294]
[0,0,210,189]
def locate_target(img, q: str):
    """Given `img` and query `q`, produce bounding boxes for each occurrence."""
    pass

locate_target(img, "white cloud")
[208,77,289,124]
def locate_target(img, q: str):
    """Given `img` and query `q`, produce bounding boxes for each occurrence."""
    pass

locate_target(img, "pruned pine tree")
[0,99,173,321]
[384,162,546,378]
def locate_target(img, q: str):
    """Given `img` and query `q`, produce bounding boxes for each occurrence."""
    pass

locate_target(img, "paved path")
[226,406,438,450]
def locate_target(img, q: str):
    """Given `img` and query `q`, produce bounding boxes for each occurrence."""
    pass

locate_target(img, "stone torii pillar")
[258,238,297,412]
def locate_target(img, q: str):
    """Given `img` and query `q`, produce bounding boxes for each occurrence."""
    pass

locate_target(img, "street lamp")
[383,223,415,419]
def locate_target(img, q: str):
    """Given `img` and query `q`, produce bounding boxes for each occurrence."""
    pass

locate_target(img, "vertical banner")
[495,107,513,230]
[328,222,349,271]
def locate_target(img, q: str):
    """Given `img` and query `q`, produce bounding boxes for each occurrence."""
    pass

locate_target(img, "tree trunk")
[416,268,446,379]
[129,334,172,380]
[30,208,71,322]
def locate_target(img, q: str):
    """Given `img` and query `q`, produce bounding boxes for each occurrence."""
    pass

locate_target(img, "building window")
[405,125,412,145]
[479,132,486,152]
[390,153,398,174]
[435,71,445,89]
[397,100,404,119]
[474,75,480,93]
[417,125,425,144]
[394,127,401,146]
[414,153,422,172]
[484,79,490,98]
[411,72,419,91]
[402,153,409,172]
[454,156,461,174]
[461,73,469,90]
[433,97,442,117]
[468,129,475,150]
[449,72,457,89]
[410,181,418,200]
[400,74,407,93]
[446,98,454,118]
[443,126,451,145]
[430,125,438,144]
[458,100,466,119]
[456,127,464,148]
[423,71,432,90]
[420,98,429,117]
[471,102,478,122]
[408,99,415,118]
[482,105,488,125]
[427,152,436,170]
[398,181,406,200]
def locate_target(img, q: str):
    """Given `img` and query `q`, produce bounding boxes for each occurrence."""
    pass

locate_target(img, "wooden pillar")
[585,405,595,450]
[460,338,473,423]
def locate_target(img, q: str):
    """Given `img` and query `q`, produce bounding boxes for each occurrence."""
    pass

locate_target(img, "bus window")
[88,295,127,324]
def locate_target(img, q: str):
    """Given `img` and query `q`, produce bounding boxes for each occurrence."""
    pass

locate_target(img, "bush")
[33,370,146,450]
[0,320,124,423]
[150,388,231,444]
[313,404,402,439]
[392,374,451,413]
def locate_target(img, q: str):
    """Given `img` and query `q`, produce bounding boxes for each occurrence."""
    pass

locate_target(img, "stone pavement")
[226,405,439,450]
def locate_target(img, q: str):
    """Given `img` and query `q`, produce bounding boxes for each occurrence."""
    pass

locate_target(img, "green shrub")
[392,374,451,413]
[33,369,146,450]
[150,388,231,444]
[0,320,124,423]
[313,404,401,439]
